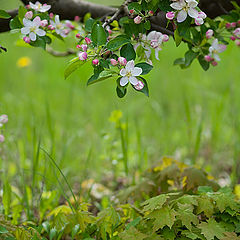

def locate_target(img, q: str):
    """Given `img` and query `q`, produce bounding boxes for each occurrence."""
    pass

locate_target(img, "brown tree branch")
[0,0,238,35]
[46,46,76,57]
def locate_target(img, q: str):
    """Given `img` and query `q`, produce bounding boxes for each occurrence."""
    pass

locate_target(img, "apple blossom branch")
[46,46,76,57]
[0,0,237,34]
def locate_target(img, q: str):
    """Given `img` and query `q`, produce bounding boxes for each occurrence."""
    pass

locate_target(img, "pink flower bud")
[166,11,175,20]
[63,29,70,35]
[49,12,54,19]
[195,17,204,26]
[226,23,231,29]
[85,37,92,44]
[0,134,5,143]
[0,115,8,124]
[92,59,99,65]
[134,81,144,90]
[129,9,134,14]
[41,20,48,27]
[236,40,240,46]
[211,61,218,66]
[76,45,81,49]
[149,10,154,16]
[238,20,240,25]
[134,16,142,24]
[26,4,30,9]
[74,16,80,22]
[230,36,236,41]
[231,22,237,28]
[48,25,55,30]
[25,11,33,19]
[204,55,212,62]
[162,34,169,42]
[79,52,88,61]
[23,36,31,43]
[233,28,240,38]
[65,21,75,30]
[110,59,118,66]
[108,29,112,35]
[198,12,207,19]
[206,29,214,39]
[76,33,81,39]
[118,57,127,66]
[81,44,88,51]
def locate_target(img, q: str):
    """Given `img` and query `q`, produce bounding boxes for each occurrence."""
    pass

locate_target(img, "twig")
[151,23,174,36]
[130,204,144,216]
[216,2,229,15]
[46,46,76,57]
[102,0,133,28]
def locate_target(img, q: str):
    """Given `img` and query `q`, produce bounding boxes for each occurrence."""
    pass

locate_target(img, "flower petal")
[23,18,32,27]
[187,0,198,8]
[36,29,46,36]
[29,32,36,41]
[188,8,198,18]
[129,76,138,85]
[33,16,41,26]
[120,76,129,86]
[21,27,30,35]
[40,5,51,12]
[131,67,142,76]
[120,68,127,77]
[125,60,135,71]
[213,53,221,62]
[177,10,187,23]
[155,49,160,60]
[170,2,184,10]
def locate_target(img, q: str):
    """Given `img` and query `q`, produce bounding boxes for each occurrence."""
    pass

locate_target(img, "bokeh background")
[1,0,240,188]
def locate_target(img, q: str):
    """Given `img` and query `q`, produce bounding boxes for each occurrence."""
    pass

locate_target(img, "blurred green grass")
[0,0,240,187]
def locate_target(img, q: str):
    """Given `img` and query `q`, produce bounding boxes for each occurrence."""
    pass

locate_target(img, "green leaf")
[158,0,173,12]
[119,227,147,240]
[135,62,153,75]
[0,225,8,234]
[85,18,95,32]
[141,194,168,212]
[144,20,151,30]
[174,29,182,47]
[29,37,46,50]
[3,180,11,216]
[0,9,11,19]
[106,35,131,51]
[147,206,176,231]
[198,219,225,240]
[176,203,198,230]
[64,57,86,79]
[120,43,136,61]
[198,55,210,71]
[91,22,107,46]
[116,86,127,98]
[87,69,114,85]
[184,50,198,67]
[128,2,142,12]
[196,196,214,218]
[18,6,27,23]
[49,228,57,240]
[10,16,22,30]
[126,217,142,230]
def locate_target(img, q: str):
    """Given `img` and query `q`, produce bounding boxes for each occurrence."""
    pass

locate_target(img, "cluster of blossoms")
[129,9,154,25]
[21,1,76,43]
[166,0,206,25]
[204,29,226,66]
[135,31,169,61]
[0,114,8,143]
[226,21,240,47]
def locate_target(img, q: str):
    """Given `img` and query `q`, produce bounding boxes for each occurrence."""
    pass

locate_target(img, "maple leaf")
[146,206,176,231]
[141,195,168,212]
[199,219,225,240]
[221,232,240,240]
[119,226,148,240]
[176,203,199,230]
[196,196,214,218]
[213,193,239,213]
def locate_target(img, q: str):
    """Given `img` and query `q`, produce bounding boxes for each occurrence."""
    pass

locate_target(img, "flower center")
[30,26,37,32]
[126,71,132,78]
[37,3,42,10]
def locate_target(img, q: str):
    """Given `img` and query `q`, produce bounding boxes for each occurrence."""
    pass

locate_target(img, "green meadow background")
[0,0,240,189]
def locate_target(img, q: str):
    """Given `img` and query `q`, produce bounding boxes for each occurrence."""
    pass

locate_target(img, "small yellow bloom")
[17,57,32,68]
[109,110,122,123]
